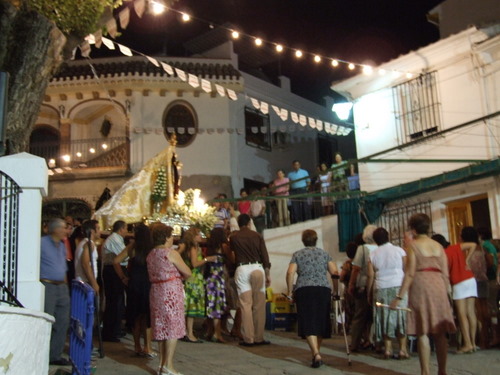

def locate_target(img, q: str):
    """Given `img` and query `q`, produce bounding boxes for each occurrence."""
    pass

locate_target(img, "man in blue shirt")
[40,218,71,366]
[287,160,311,223]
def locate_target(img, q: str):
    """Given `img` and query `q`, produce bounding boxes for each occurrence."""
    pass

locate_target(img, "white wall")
[264,215,345,293]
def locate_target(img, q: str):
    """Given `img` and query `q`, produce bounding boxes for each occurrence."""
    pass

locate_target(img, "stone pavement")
[50,329,500,375]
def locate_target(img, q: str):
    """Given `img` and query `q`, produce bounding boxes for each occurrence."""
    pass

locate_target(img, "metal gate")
[0,170,22,306]
[376,199,433,247]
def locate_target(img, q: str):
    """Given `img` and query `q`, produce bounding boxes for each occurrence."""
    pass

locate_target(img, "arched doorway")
[29,125,60,166]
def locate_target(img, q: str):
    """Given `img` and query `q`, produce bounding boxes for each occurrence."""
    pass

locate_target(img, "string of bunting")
[80,0,353,136]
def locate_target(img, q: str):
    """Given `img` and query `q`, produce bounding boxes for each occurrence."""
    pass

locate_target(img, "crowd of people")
[213,154,358,235]
[338,214,500,375]
[40,205,499,374]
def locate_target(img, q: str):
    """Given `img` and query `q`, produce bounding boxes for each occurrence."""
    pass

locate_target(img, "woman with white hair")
[347,224,378,351]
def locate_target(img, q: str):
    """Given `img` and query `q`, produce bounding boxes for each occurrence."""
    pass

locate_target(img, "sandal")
[398,351,410,360]
[311,353,323,368]
[383,351,393,360]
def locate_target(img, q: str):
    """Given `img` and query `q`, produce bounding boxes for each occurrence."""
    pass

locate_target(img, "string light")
[150,0,166,15]
[101,2,416,81]
[362,65,373,75]
[62,154,71,162]
[89,148,96,154]
[102,143,108,150]
[76,152,82,157]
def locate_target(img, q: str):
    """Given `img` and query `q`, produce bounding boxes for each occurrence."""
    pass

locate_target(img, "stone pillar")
[59,118,71,164]
[0,152,48,311]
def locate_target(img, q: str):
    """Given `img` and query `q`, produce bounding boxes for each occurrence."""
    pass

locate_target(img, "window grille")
[393,72,441,144]
[376,200,433,247]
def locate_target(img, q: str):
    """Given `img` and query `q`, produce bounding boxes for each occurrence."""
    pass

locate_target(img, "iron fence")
[0,170,22,306]
[376,199,433,247]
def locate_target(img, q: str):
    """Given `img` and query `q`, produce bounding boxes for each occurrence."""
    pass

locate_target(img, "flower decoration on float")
[164,189,217,237]
[151,166,167,203]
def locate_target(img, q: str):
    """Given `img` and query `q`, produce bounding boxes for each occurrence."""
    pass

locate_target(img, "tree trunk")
[0,1,66,153]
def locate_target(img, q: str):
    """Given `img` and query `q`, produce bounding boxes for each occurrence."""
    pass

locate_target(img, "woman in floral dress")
[205,227,233,342]
[179,227,217,342]
[147,223,191,375]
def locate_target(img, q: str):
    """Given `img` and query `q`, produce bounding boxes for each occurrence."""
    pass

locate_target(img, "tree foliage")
[26,0,121,38]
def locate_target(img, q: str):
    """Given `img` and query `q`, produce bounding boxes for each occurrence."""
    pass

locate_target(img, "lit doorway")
[445,194,491,244]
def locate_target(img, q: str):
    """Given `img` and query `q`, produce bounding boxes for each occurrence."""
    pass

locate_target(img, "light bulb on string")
[314,55,321,63]
[406,72,413,79]
[150,0,166,15]
[231,30,240,39]
[348,63,355,70]
[331,60,339,67]
[181,13,191,22]
[255,38,263,46]
[362,65,373,75]
[275,44,283,53]
[295,50,303,58]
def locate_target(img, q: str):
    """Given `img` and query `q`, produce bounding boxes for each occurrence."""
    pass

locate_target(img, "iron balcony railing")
[29,136,130,169]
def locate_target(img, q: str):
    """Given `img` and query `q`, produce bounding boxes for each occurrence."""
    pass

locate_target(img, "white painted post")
[0,152,48,311]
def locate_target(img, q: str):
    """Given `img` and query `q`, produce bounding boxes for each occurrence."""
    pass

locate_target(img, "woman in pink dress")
[272,169,290,227]
[147,223,192,375]
[390,214,455,375]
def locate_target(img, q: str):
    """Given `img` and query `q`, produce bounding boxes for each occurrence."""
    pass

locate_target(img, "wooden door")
[445,194,487,244]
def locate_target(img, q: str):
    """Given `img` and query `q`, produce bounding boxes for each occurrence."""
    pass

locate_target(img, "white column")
[0,152,48,311]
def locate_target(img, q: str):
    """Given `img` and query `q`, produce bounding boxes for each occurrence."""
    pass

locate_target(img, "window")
[245,107,271,151]
[163,101,197,147]
[393,72,441,144]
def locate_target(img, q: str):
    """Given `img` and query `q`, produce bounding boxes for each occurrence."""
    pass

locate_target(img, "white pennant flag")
[101,37,115,50]
[175,68,187,81]
[119,7,130,29]
[93,30,103,48]
[308,117,316,129]
[280,109,288,121]
[161,62,174,75]
[316,120,323,131]
[188,74,199,88]
[324,122,331,134]
[80,41,91,57]
[118,44,133,56]
[331,124,338,133]
[215,84,226,97]
[106,18,118,38]
[260,101,269,114]
[272,105,281,115]
[250,98,260,109]
[134,0,146,17]
[299,114,307,126]
[146,56,159,67]
[227,89,238,101]
[291,112,299,123]
[201,79,212,93]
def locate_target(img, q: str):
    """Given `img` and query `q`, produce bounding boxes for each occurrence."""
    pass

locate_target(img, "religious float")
[94,135,216,236]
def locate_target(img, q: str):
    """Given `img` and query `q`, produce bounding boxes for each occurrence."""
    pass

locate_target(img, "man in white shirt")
[102,220,128,342]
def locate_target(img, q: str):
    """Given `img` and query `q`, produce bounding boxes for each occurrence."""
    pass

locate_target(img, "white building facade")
[332,26,500,243]
[34,42,351,218]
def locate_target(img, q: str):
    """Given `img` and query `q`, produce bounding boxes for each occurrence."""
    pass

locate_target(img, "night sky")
[94,0,444,103]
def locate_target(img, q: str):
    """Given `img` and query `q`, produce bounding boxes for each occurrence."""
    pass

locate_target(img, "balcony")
[29,137,130,178]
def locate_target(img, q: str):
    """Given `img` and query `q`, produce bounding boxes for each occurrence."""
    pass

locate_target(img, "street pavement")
[50,328,500,375]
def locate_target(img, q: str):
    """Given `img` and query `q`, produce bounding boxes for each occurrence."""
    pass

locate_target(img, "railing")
[0,170,22,307]
[30,136,129,169]
[376,199,433,247]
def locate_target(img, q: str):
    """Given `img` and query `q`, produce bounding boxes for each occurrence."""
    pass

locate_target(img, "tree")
[0,0,118,154]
